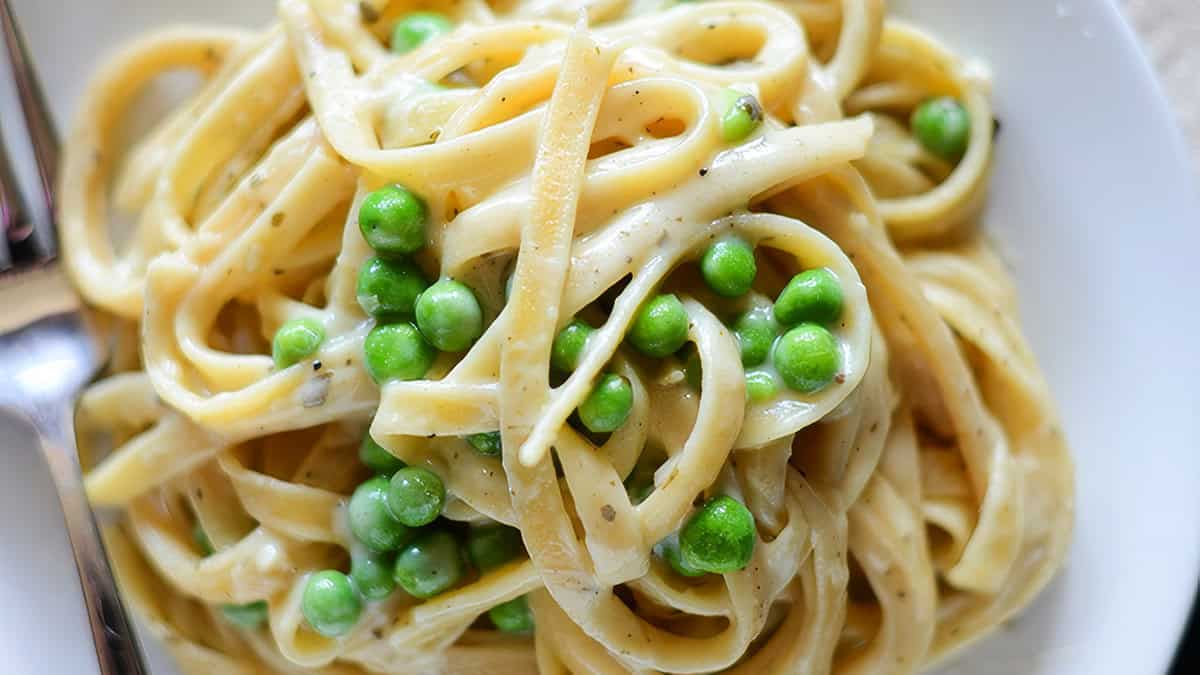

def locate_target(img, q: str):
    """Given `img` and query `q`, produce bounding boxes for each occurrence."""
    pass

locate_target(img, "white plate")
[2,1,1197,673]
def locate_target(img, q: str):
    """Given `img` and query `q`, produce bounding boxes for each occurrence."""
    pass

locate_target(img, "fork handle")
[35,405,148,675]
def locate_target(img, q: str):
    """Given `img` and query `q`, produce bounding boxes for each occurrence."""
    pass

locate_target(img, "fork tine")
[0,132,25,269]
[0,0,58,258]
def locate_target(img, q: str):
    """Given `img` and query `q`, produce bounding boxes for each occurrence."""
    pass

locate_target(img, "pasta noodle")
[60,1,1074,673]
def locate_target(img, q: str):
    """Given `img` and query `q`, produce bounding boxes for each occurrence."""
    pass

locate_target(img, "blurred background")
[1126,0,1200,157]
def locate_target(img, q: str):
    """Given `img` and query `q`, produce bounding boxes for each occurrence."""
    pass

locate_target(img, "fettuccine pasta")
[60,1,1073,674]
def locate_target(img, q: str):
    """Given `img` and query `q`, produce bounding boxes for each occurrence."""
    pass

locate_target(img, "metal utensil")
[0,1,148,672]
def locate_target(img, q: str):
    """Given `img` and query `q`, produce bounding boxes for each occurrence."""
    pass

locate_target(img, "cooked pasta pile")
[60,1,1073,673]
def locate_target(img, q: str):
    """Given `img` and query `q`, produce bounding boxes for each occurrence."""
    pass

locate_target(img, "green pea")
[911,96,970,160]
[359,434,406,476]
[393,529,466,599]
[391,12,454,54]
[654,532,706,577]
[193,522,215,557]
[578,374,634,433]
[415,279,484,352]
[350,549,397,601]
[387,467,446,528]
[732,306,779,367]
[744,369,780,403]
[700,237,757,297]
[359,184,428,255]
[272,317,324,369]
[629,294,689,358]
[356,256,429,320]
[488,595,534,633]
[466,431,502,457]
[220,601,269,629]
[551,318,595,372]
[719,90,763,143]
[774,268,843,326]
[364,322,435,384]
[301,570,362,637]
[773,324,840,393]
[679,495,756,574]
[349,476,412,553]
[466,524,524,573]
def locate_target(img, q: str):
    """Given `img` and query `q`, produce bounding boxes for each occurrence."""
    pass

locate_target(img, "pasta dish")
[59,0,1074,673]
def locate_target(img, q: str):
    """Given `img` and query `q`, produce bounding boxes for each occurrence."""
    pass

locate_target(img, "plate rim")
[1089,1,1200,670]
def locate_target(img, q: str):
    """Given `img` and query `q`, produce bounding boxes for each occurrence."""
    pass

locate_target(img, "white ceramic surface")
[1,1,1197,674]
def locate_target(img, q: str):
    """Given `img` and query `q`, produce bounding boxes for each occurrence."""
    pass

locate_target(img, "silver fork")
[0,2,148,673]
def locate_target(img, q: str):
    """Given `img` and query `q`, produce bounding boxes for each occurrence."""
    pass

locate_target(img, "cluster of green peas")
[632,241,846,577]
[689,238,848,402]
[270,178,484,383]
[268,9,464,372]
[292,439,532,637]
[192,439,532,637]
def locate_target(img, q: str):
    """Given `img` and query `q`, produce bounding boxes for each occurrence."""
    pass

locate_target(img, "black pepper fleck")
[600,504,616,522]
[359,1,380,23]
